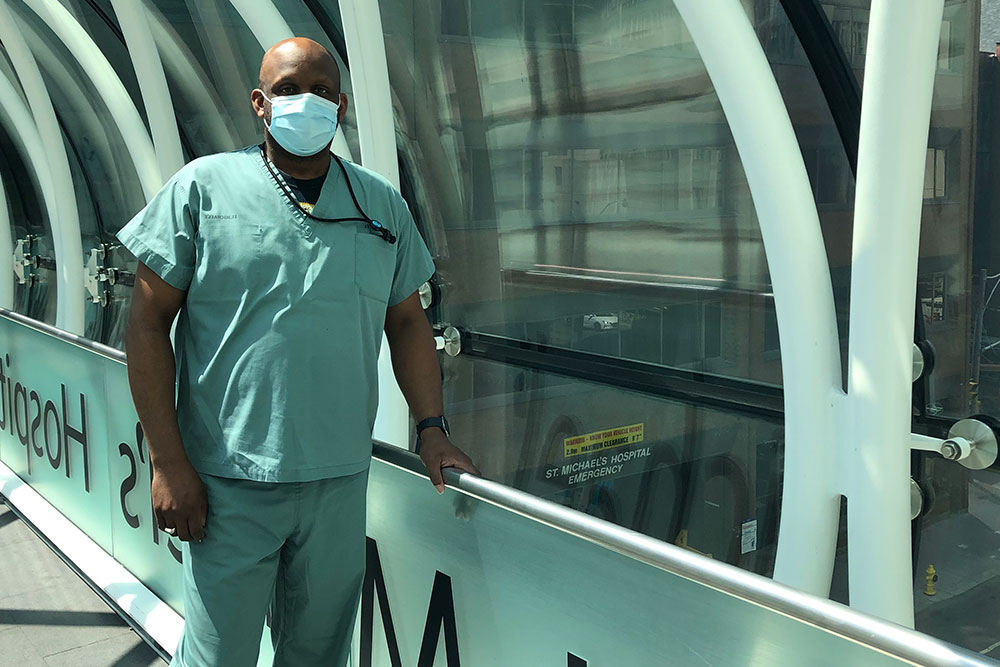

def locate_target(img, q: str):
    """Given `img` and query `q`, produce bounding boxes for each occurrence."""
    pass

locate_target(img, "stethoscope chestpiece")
[367,220,397,244]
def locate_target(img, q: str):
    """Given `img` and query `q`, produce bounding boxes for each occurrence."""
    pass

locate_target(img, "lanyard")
[258,144,397,244]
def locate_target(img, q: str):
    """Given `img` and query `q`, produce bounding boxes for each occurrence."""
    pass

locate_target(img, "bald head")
[258,38,340,94]
[251,37,348,155]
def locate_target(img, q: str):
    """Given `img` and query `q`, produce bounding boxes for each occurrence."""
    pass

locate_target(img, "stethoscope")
[258,143,397,244]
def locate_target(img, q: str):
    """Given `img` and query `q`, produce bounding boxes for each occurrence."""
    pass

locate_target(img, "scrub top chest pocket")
[354,226,396,304]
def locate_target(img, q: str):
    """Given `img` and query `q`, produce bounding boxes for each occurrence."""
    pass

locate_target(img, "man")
[119,38,477,667]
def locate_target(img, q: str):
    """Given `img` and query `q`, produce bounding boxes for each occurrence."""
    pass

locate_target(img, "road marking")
[979,638,1000,655]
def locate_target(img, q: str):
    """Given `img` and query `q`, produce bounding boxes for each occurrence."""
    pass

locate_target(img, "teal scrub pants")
[170,469,369,667]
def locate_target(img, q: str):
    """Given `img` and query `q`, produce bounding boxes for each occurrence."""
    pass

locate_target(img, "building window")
[918,272,947,324]
[676,147,724,211]
[822,5,869,67]
[938,20,952,71]
[924,147,947,200]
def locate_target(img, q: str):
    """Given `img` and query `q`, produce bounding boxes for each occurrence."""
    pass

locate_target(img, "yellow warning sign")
[563,423,644,458]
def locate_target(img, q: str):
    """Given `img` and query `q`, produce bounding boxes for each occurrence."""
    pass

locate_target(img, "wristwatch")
[415,415,450,439]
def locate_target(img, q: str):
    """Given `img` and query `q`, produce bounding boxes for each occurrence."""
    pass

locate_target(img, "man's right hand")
[151,461,208,542]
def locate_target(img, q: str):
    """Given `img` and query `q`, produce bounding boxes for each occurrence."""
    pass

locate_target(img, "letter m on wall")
[361,537,461,667]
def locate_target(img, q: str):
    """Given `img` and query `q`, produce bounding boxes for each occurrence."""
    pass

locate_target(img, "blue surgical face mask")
[259,91,340,157]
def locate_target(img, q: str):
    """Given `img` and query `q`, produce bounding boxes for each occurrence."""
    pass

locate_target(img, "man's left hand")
[418,429,480,494]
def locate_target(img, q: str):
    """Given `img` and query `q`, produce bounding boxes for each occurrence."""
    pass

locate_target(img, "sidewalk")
[0,499,164,666]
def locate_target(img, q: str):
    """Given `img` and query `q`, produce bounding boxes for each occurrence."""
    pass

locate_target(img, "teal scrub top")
[117,146,435,482]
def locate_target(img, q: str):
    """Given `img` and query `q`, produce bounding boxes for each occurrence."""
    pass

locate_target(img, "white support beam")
[340,0,409,449]
[0,0,85,334]
[845,0,946,627]
[673,0,843,596]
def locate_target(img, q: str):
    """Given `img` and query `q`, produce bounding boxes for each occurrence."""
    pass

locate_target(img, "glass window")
[924,147,948,200]
[380,0,852,575]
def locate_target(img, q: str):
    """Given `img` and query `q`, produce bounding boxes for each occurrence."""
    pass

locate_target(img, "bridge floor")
[0,499,163,666]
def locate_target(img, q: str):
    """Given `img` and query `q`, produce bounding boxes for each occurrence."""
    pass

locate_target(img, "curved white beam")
[21,0,162,197]
[0,0,85,333]
[845,0,945,627]
[142,1,241,153]
[228,0,354,160]
[673,0,843,596]
[340,0,407,448]
[0,176,14,309]
[13,13,140,220]
[110,0,185,180]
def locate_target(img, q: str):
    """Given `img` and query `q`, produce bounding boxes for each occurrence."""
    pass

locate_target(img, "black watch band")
[415,416,450,438]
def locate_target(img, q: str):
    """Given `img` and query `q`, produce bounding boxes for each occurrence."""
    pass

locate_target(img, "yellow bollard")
[924,564,938,596]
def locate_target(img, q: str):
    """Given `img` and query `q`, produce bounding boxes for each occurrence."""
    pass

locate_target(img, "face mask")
[259,91,340,157]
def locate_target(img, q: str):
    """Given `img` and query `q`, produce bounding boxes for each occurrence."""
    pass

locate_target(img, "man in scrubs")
[118,37,478,666]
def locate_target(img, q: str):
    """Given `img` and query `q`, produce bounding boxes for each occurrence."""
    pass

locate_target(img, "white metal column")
[673,0,843,596]
[340,0,411,449]
[0,0,84,334]
[845,0,945,627]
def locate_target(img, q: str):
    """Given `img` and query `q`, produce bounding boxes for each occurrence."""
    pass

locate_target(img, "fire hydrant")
[924,564,938,596]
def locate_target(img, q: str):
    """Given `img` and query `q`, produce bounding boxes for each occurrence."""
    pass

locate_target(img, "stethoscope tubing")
[258,143,397,244]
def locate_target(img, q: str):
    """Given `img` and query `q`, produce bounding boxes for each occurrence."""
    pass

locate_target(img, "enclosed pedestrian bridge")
[2,0,1000,664]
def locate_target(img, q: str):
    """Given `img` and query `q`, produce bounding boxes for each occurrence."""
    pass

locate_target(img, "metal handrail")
[1,308,993,666]
[0,308,126,362]
[376,442,996,667]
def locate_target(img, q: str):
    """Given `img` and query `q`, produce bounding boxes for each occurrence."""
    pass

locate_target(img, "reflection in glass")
[443,354,784,575]
[380,0,859,577]
[384,0,856,389]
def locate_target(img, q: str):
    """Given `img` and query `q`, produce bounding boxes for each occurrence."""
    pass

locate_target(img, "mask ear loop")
[258,143,397,244]
[256,89,273,132]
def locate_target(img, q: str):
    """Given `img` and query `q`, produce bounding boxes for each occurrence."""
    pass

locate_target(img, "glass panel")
[443,354,784,574]
[385,0,854,387]
[380,0,852,573]
[367,455,924,666]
